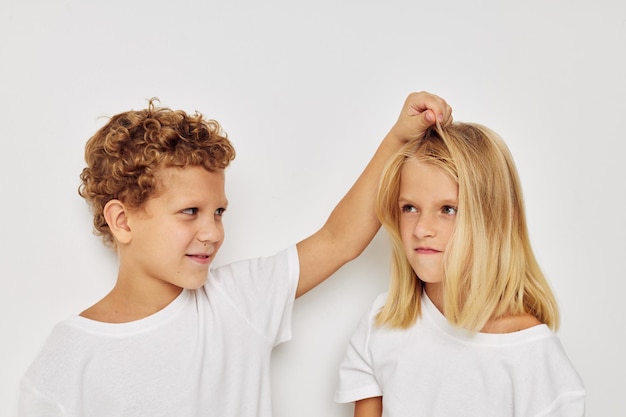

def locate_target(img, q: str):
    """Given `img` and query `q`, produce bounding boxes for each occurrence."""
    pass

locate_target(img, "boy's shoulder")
[79,299,121,323]
[23,317,93,382]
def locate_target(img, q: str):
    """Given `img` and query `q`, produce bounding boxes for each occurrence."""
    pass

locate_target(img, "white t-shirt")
[19,246,299,417]
[335,292,586,417]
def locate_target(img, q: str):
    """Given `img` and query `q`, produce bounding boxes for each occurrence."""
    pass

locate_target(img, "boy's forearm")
[295,131,401,297]
[319,131,404,261]
[296,92,452,297]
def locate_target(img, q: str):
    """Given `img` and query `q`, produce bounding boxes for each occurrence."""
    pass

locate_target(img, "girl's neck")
[481,313,542,334]
[424,283,542,334]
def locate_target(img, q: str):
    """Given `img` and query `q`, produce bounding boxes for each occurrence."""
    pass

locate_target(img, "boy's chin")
[183,278,209,290]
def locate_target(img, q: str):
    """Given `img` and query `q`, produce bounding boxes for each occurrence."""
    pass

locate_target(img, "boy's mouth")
[187,253,213,264]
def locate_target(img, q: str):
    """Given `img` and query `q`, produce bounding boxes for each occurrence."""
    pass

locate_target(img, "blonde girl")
[335,123,586,417]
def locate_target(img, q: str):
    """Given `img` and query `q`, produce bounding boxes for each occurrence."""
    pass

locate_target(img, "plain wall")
[1,1,624,416]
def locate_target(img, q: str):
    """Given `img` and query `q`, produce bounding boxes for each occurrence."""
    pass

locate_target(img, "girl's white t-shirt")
[335,292,586,417]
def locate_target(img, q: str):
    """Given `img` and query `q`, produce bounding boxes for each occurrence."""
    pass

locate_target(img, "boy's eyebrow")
[175,197,229,208]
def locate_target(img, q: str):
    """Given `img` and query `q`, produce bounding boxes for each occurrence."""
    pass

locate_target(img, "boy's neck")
[80,280,183,323]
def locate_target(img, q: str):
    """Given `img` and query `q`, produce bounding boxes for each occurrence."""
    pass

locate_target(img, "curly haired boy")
[19,93,451,417]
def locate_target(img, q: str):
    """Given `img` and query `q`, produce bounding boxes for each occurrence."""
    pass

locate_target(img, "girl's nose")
[414,214,436,239]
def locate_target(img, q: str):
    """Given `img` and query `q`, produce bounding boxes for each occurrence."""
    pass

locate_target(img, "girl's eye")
[182,208,198,215]
[215,208,226,216]
[442,205,458,215]
[401,204,417,213]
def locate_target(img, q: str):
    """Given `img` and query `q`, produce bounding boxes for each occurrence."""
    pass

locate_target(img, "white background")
[1,1,624,416]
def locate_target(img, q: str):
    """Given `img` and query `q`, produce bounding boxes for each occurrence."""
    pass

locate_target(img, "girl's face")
[398,156,458,295]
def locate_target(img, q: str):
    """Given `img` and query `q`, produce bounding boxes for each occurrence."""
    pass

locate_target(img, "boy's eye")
[182,208,198,215]
[215,208,226,216]
[401,204,417,213]
[442,205,458,215]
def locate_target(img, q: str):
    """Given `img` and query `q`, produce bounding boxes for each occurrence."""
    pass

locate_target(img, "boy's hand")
[295,90,452,298]
[390,91,453,143]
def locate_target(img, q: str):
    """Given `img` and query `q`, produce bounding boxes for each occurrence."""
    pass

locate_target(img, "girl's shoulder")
[481,313,543,334]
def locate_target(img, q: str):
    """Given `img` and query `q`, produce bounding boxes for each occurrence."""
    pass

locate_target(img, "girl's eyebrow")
[397,196,457,205]
[438,199,458,206]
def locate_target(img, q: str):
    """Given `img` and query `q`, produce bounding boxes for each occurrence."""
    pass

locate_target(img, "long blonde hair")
[376,122,559,332]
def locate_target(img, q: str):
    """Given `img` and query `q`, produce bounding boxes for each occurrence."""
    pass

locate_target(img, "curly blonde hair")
[78,99,236,246]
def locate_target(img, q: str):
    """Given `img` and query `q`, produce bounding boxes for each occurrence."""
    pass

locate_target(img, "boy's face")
[123,165,227,291]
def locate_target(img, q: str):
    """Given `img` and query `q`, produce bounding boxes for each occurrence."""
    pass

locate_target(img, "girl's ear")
[103,199,132,245]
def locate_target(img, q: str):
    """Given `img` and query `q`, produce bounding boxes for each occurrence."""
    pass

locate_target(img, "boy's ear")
[103,199,132,245]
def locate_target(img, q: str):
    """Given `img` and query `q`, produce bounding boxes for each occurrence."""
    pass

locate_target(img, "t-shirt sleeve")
[536,390,586,417]
[208,245,299,346]
[334,300,383,404]
[19,377,65,417]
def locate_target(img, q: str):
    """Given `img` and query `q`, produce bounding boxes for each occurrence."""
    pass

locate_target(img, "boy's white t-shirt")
[19,246,299,417]
[335,292,586,417]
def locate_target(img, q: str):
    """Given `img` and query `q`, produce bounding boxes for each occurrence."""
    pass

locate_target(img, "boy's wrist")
[385,124,415,146]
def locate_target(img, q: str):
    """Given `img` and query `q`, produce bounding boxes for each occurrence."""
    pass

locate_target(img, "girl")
[335,122,586,417]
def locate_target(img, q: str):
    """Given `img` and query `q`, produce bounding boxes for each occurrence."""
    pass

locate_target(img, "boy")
[19,92,452,416]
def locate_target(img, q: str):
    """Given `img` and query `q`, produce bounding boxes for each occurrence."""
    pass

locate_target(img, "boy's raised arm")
[295,92,452,298]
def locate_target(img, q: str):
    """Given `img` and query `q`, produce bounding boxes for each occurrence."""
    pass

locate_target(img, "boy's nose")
[197,220,223,243]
